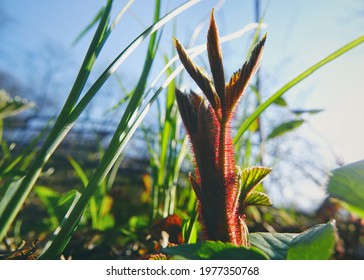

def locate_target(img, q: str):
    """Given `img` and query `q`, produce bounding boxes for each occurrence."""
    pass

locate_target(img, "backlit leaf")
[287,221,337,260]
[245,191,272,207]
[327,160,364,218]
[238,166,272,201]
[249,232,296,260]
[250,221,337,260]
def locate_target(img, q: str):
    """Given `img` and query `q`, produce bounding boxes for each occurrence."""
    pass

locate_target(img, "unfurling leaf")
[207,10,225,102]
[244,191,272,207]
[174,39,220,111]
[238,166,272,201]
[225,34,266,117]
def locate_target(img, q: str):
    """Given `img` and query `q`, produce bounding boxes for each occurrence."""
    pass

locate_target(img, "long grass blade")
[233,34,364,144]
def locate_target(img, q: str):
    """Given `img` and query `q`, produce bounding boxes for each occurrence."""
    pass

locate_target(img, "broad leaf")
[249,232,296,260]
[287,221,337,260]
[250,221,337,260]
[267,119,304,140]
[327,160,364,218]
[163,241,268,260]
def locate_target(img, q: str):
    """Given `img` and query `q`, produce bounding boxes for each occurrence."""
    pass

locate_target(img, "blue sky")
[1,0,363,211]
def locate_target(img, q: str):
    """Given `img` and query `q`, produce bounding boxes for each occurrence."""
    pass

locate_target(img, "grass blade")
[0,0,113,243]
[39,0,201,259]
[233,34,364,144]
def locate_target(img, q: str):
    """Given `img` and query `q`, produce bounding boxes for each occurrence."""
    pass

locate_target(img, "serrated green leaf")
[327,160,364,218]
[238,166,272,201]
[249,232,297,260]
[162,241,268,260]
[245,191,272,207]
[287,221,337,260]
[267,119,304,140]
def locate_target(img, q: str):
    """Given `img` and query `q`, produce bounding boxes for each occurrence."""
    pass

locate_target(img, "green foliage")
[287,221,337,260]
[68,156,115,230]
[244,191,272,207]
[37,0,205,259]
[163,241,268,260]
[34,187,81,231]
[0,0,363,260]
[266,120,305,140]
[249,232,296,260]
[142,53,189,220]
[237,166,272,209]
[327,160,364,218]
[249,221,337,260]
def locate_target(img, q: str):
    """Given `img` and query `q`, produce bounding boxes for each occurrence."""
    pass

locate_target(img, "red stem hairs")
[174,10,270,246]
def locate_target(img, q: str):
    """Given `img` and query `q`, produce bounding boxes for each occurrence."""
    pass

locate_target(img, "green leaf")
[267,119,304,140]
[327,160,364,218]
[34,186,61,229]
[36,0,201,259]
[245,191,272,207]
[34,187,82,230]
[250,221,337,260]
[163,241,268,260]
[58,190,82,215]
[40,190,81,256]
[273,96,287,107]
[291,109,323,115]
[249,232,297,260]
[238,166,272,202]
[287,221,337,260]
[68,156,89,187]
[0,0,114,244]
